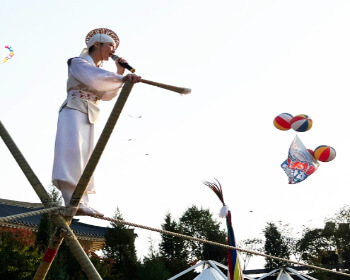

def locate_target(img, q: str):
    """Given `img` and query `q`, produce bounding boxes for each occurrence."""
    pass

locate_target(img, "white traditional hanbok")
[52,55,124,208]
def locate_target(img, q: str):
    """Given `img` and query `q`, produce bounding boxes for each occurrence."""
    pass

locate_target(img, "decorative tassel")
[204,178,244,280]
[203,178,225,205]
[219,205,229,218]
[203,178,228,218]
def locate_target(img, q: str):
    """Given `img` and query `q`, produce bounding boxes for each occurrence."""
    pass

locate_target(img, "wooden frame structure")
[0,81,134,280]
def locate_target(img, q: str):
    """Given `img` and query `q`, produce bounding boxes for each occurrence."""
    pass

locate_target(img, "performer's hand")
[123,74,142,83]
[115,57,128,75]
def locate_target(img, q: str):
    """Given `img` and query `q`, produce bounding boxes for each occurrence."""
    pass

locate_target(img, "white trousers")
[52,107,95,194]
[57,181,89,207]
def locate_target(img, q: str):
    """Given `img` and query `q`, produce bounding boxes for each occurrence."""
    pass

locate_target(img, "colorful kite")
[203,179,243,280]
[281,136,319,184]
[1,45,14,64]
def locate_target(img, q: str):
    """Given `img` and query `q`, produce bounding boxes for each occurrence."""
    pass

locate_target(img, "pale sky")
[1,0,350,269]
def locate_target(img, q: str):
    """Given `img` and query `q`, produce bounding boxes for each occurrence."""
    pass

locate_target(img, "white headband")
[80,34,116,58]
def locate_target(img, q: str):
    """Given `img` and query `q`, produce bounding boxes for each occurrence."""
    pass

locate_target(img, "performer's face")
[97,42,117,61]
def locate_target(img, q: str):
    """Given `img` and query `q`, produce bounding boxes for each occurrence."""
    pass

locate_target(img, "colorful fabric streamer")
[1,45,14,64]
[203,179,244,280]
[281,135,319,184]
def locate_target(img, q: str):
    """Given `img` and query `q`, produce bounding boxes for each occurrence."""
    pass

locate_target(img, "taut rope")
[89,214,350,278]
[0,206,63,222]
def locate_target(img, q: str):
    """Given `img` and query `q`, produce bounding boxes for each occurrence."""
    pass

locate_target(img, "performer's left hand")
[123,74,142,83]
[115,57,127,75]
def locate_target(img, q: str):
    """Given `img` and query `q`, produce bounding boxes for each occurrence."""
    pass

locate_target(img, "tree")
[298,205,350,273]
[46,240,114,280]
[263,222,290,269]
[89,252,114,280]
[327,205,350,271]
[35,213,55,253]
[138,240,172,280]
[238,238,263,270]
[160,212,186,260]
[297,224,342,280]
[46,241,87,280]
[159,212,195,279]
[179,205,227,263]
[138,255,172,280]
[103,208,139,279]
[0,228,41,279]
[35,184,61,252]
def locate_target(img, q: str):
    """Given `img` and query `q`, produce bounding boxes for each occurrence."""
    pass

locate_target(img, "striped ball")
[290,114,312,132]
[273,113,293,131]
[314,145,336,162]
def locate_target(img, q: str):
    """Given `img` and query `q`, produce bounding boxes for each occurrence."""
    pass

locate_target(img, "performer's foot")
[88,206,104,217]
[76,203,95,216]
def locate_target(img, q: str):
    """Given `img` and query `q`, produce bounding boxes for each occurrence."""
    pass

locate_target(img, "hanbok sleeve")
[69,58,124,92]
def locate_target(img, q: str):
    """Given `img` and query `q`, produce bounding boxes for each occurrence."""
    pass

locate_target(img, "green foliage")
[179,205,227,263]
[263,222,290,269]
[103,208,139,279]
[0,228,41,279]
[160,212,187,260]
[39,184,113,280]
[35,213,55,252]
[35,184,60,252]
[238,238,263,270]
[298,205,350,273]
[46,242,87,280]
[138,254,172,280]
[151,205,227,279]
[298,227,334,266]
[45,243,113,280]
[261,207,350,277]
[89,252,114,279]
[157,212,195,279]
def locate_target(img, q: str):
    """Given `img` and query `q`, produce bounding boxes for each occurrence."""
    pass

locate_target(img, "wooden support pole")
[0,121,53,207]
[34,215,103,280]
[52,215,103,280]
[33,230,63,280]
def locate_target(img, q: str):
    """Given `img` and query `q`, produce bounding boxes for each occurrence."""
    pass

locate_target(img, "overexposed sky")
[1,0,350,269]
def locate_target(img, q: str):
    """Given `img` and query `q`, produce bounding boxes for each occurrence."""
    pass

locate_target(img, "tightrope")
[0,206,63,223]
[90,214,350,278]
[0,202,347,277]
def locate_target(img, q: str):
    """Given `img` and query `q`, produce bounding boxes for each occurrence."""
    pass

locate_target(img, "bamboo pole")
[33,230,64,280]
[34,215,103,280]
[0,121,53,207]
[51,215,103,280]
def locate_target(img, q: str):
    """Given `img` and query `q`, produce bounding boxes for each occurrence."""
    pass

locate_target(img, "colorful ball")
[273,113,293,131]
[314,145,336,162]
[290,114,312,132]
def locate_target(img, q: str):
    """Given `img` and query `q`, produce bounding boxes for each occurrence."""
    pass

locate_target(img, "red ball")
[314,145,336,162]
[273,113,293,131]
